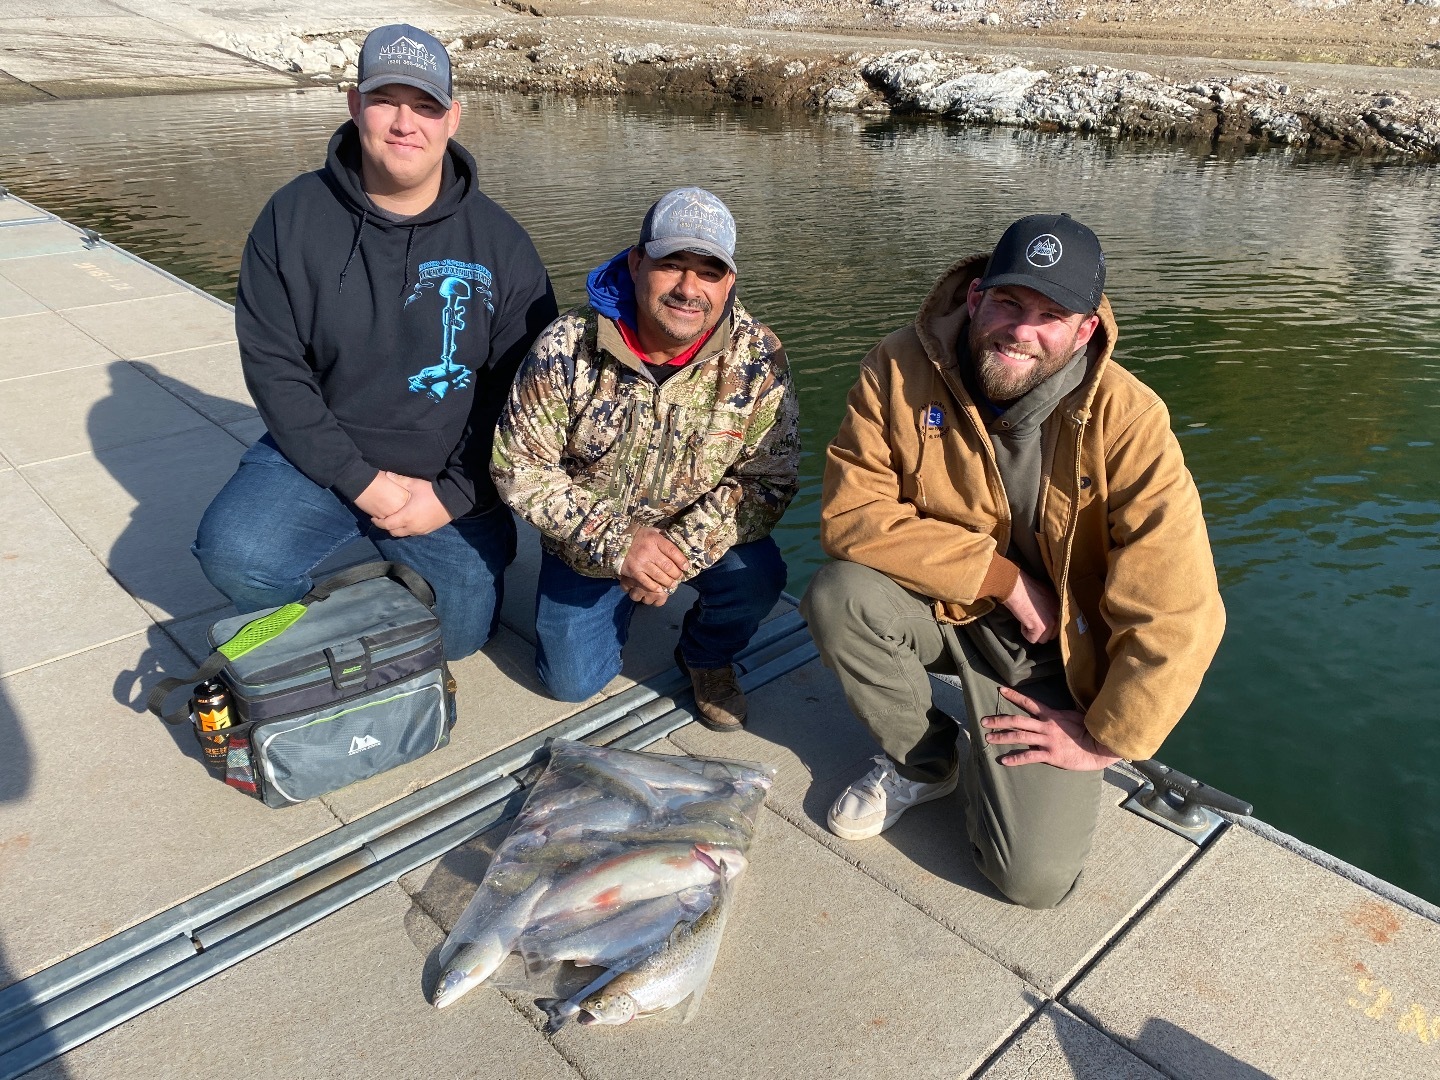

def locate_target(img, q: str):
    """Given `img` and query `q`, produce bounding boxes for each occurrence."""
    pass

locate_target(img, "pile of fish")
[432,739,773,1026]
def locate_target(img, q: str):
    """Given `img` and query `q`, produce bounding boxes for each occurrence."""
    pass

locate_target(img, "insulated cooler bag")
[148,562,456,807]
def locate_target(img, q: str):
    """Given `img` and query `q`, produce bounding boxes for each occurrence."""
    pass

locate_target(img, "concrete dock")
[1,194,1437,1079]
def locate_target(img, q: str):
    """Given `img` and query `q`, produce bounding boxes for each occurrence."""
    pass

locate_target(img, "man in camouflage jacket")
[492,188,800,730]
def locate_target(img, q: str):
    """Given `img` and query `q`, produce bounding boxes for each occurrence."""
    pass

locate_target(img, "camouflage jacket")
[491,299,800,578]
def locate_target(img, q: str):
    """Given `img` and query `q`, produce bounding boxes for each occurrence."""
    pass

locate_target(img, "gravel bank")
[211,9,1440,160]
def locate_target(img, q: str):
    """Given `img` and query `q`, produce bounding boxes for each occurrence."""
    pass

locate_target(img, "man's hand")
[619,574,671,606]
[619,527,689,594]
[353,473,411,520]
[982,686,1121,771]
[1001,568,1060,644]
[371,473,453,537]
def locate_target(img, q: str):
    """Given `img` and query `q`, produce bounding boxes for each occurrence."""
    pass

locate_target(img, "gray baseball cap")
[357,24,452,109]
[638,187,737,274]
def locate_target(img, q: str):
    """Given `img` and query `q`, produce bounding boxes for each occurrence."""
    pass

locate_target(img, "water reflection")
[0,89,1435,902]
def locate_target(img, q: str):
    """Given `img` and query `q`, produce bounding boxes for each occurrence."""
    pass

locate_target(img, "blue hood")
[586,249,635,326]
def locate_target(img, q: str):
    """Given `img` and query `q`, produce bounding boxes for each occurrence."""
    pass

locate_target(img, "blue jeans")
[193,436,516,661]
[534,536,787,702]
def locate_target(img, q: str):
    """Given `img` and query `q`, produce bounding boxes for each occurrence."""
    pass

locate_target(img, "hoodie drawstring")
[401,225,417,297]
[338,209,369,294]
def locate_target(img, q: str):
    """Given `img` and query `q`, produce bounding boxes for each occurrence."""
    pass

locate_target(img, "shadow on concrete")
[0,670,74,1075]
[84,363,236,736]
[988,992,1275,1079]
[112,625,217,769]
[0,671,33,806]
[787,718,1017,903]
[1131,1018,1276,1079]
[86,361,244,613]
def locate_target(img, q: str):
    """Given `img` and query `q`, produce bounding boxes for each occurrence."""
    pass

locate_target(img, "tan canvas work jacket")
[819,254,1225,761]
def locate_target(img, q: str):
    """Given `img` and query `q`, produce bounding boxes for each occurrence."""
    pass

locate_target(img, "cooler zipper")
[235,638,442,709]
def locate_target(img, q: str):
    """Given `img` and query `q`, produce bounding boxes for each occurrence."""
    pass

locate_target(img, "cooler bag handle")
[302,560,436,608]
[146,561,435,725]
[147,651,232,726]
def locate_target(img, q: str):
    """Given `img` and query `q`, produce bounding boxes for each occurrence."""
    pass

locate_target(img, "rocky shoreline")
[210,23,1440,160]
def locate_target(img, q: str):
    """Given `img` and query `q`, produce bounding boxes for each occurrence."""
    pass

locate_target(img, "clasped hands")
[984,567,1121,772]
[618,526,689,606]
[354,472,453,538]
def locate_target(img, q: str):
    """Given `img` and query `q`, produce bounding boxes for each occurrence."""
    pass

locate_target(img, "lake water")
[1,89,1436,902]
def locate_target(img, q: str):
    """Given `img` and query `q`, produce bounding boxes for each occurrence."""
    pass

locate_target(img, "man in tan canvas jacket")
[493,188,799,731]
[802,213,1224,909]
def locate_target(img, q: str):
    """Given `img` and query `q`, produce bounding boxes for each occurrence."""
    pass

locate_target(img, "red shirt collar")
[615,317,718,368]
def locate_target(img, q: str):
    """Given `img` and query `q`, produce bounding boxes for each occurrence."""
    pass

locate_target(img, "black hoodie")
[235,121,557,518]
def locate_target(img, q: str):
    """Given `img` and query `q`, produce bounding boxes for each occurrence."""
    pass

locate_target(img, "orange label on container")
[198,707,232,731]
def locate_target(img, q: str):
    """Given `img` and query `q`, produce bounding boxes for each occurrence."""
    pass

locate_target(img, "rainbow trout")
[531,843,743,922]
[577,889,732,1025]
[432,877,548,1009]
[521,887,711,972]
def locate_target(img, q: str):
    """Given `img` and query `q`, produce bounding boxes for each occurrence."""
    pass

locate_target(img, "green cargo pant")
[801,560,1103,909]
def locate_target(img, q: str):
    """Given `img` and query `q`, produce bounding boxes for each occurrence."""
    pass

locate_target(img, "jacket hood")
[321,121,480,295]
[915,252,1119,414]
[586,249,636,324]
[322,120,476,226]
[586,248,739,369]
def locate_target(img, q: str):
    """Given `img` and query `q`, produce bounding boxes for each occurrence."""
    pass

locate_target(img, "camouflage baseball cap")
[358,24,452,108]
[638,187,737,274]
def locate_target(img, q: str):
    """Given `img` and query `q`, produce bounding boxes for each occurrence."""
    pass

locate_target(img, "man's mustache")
[662,292,710,314]
[980,338,1042,361]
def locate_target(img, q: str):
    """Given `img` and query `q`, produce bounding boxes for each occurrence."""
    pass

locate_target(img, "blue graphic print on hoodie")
[236,120,558,518]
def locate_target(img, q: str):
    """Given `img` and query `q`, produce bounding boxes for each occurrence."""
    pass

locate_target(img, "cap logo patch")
[378,35,439,73]
[670,198,728,237]
[1026,234,1062,268]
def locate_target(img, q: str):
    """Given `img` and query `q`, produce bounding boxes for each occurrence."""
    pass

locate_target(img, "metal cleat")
[1122,758,1253,845]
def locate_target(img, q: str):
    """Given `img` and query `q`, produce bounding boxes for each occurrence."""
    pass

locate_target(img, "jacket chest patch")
[920,401,947,439]
[403,259,495,403]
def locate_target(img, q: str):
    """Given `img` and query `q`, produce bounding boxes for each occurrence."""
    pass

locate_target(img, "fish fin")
[676,884,714,917]
[681,984,707,1024]
[536,997,578,1033]
[692,845,721,875]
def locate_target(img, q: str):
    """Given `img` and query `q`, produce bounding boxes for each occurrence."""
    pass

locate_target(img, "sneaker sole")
[826,773,959,841]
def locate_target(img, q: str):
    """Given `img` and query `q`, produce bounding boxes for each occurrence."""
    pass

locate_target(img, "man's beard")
[969,323,1079,403]
[646,289,713,345]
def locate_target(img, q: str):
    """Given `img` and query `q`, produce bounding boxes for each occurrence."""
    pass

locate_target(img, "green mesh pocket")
[218,603,308,661]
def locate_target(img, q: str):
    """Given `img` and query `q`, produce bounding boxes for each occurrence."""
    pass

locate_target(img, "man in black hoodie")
[193,24,557,659]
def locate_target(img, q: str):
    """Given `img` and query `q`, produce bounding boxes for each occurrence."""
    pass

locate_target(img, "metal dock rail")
[0,194,1436,1079]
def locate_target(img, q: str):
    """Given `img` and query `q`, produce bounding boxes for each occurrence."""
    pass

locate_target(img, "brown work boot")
[675,646,746,733]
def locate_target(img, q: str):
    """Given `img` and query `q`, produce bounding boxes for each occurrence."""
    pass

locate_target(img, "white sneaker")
[827,755,959,841]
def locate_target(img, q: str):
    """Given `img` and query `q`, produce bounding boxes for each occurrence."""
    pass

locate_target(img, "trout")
[577,889,732,1025]
[521,887,711,972]
[531,843,743,922]
[432,877,548,1009]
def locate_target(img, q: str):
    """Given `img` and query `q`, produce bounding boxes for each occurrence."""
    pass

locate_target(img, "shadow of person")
[1128,1017,1277,1079]
[109,625,219,770]
[0,666,75,1075]
[984,992,1275,1079]
[85,360,253,624]
[0,671,33,806]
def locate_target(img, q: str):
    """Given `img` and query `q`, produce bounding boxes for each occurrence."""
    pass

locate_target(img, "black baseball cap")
[357,24,452,109]
[977,213,1105,315]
